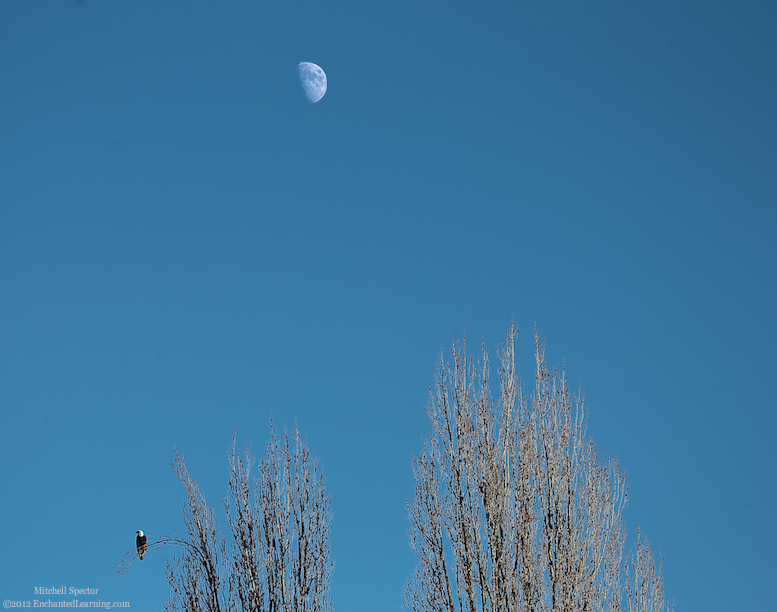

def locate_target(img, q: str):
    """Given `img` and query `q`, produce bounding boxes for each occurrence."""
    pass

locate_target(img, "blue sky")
[1,0,775,610]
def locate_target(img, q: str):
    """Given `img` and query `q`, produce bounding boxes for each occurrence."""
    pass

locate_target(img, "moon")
[297,62,327,103]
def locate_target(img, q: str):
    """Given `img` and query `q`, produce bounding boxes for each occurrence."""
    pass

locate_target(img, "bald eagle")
[136,530,147,560]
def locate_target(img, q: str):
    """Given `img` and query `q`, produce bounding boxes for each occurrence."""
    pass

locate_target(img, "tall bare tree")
[403,323,671,612]
[164,421,333,612]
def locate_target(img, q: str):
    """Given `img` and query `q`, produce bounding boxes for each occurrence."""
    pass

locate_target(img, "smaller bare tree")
[115,421,332,612]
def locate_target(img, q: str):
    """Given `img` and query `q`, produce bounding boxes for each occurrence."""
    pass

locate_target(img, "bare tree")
[625,527,674,612]
[403,323,669,612]
[164,421,333,612]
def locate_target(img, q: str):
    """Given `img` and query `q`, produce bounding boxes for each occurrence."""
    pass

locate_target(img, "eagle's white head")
[137,530,144,537]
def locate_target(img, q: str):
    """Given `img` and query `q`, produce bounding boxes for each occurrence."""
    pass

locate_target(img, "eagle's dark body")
[136,530,147,560]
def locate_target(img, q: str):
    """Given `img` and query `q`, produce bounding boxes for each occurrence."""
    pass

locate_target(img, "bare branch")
[110,534,194,577]
[625,527,674,612]
[165,449,226,612]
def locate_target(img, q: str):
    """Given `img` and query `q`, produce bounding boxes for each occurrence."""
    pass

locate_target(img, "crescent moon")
[297,62,327,103]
